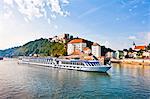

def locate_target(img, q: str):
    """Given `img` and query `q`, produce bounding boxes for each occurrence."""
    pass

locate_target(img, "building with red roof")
[83,47,91,54]
[132,42,146,51]
[67,38,87,55]
[68,38,86,44]
[134,46,146,51]
[67,38,102,58]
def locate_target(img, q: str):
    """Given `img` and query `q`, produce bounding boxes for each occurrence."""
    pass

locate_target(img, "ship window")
[88,63,91,66]
[62,61,65,64]
[90,63,93,66]
[89,63,91,66]
[81,63,84,66]
[78,62,81,65]
[76,62,78,65]
[79,62,81,65]
[92,63,95,66]
[75,62,77,65]
[69,62,71,64]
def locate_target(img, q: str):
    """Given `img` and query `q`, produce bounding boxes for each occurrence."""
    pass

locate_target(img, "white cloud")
[2,6,14,19]
[128,36,136,40]
[54,25,58,29]
[48,0,63,15]
[147,32,150,40]
[3,0,13,6]
[127,32,150,45]
[3,11,13,19]
[24,17,30,23]
[145,32,150,44]
[48,18,51,24]
[2,0,70,22]
[51,14,56,19]
[62,0,69,4]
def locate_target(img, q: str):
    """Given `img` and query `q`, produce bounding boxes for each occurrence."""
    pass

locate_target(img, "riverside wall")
[111,59,150,66]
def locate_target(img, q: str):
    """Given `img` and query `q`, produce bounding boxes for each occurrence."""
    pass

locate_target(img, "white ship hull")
[18,57,111,72]
[80,66,111,72]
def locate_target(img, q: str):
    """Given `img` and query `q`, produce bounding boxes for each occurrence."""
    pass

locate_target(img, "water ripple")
[0,60,150,98]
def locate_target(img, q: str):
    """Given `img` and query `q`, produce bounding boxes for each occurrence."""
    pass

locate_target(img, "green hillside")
[0,38,67,57]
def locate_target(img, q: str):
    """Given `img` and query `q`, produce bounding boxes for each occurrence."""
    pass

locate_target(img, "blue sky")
[0,0,150,50]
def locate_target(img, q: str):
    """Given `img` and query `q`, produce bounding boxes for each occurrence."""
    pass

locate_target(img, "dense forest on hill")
[0,38,67,57]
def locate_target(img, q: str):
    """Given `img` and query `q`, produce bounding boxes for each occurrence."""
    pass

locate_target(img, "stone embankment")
[111,59,150,66]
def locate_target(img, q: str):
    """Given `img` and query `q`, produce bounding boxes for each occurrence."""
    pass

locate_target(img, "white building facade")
[67,39,86,55]
[67,39,102,58]
[92,43,101,58]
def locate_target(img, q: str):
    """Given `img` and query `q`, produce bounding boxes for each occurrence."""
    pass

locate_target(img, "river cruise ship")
[18,57,111,72]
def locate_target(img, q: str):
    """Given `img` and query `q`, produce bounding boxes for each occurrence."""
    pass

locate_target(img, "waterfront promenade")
[111,58,150,66]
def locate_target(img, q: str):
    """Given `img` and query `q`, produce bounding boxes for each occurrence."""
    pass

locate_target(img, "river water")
[0,59,150,99]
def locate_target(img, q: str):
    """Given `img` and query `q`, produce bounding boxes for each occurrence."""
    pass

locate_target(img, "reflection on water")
[0,60,150,98]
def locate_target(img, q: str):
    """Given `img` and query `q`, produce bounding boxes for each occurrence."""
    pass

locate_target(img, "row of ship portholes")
[60,65,81,69]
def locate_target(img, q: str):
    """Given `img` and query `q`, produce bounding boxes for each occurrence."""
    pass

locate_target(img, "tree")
[146,43,150,50]
[123,49,128,52]
[129,48,133,52]
[137,50,143,57]
[14,38,67,57]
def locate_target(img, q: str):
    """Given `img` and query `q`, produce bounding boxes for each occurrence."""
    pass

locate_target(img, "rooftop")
[71,49,83,55]
[68,38,86,44]
[83,47,91,51]
[92,42,100,46]
[134,46,146,50]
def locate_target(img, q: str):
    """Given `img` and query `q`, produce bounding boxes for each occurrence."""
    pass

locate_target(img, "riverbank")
[111,59,150,66]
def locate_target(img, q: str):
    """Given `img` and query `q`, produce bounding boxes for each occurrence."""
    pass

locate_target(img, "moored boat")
[0,57,3,60]
[18,57,111,72]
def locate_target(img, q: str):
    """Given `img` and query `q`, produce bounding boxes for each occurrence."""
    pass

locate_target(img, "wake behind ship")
[18,57,111,72]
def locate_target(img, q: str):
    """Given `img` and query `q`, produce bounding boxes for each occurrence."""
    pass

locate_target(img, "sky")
[0,0,150,50]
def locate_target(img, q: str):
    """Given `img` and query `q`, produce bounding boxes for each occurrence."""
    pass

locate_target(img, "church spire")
[133,41,136,46]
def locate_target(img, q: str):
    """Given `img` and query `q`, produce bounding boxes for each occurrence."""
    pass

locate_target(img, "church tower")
[132,41,136,50]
